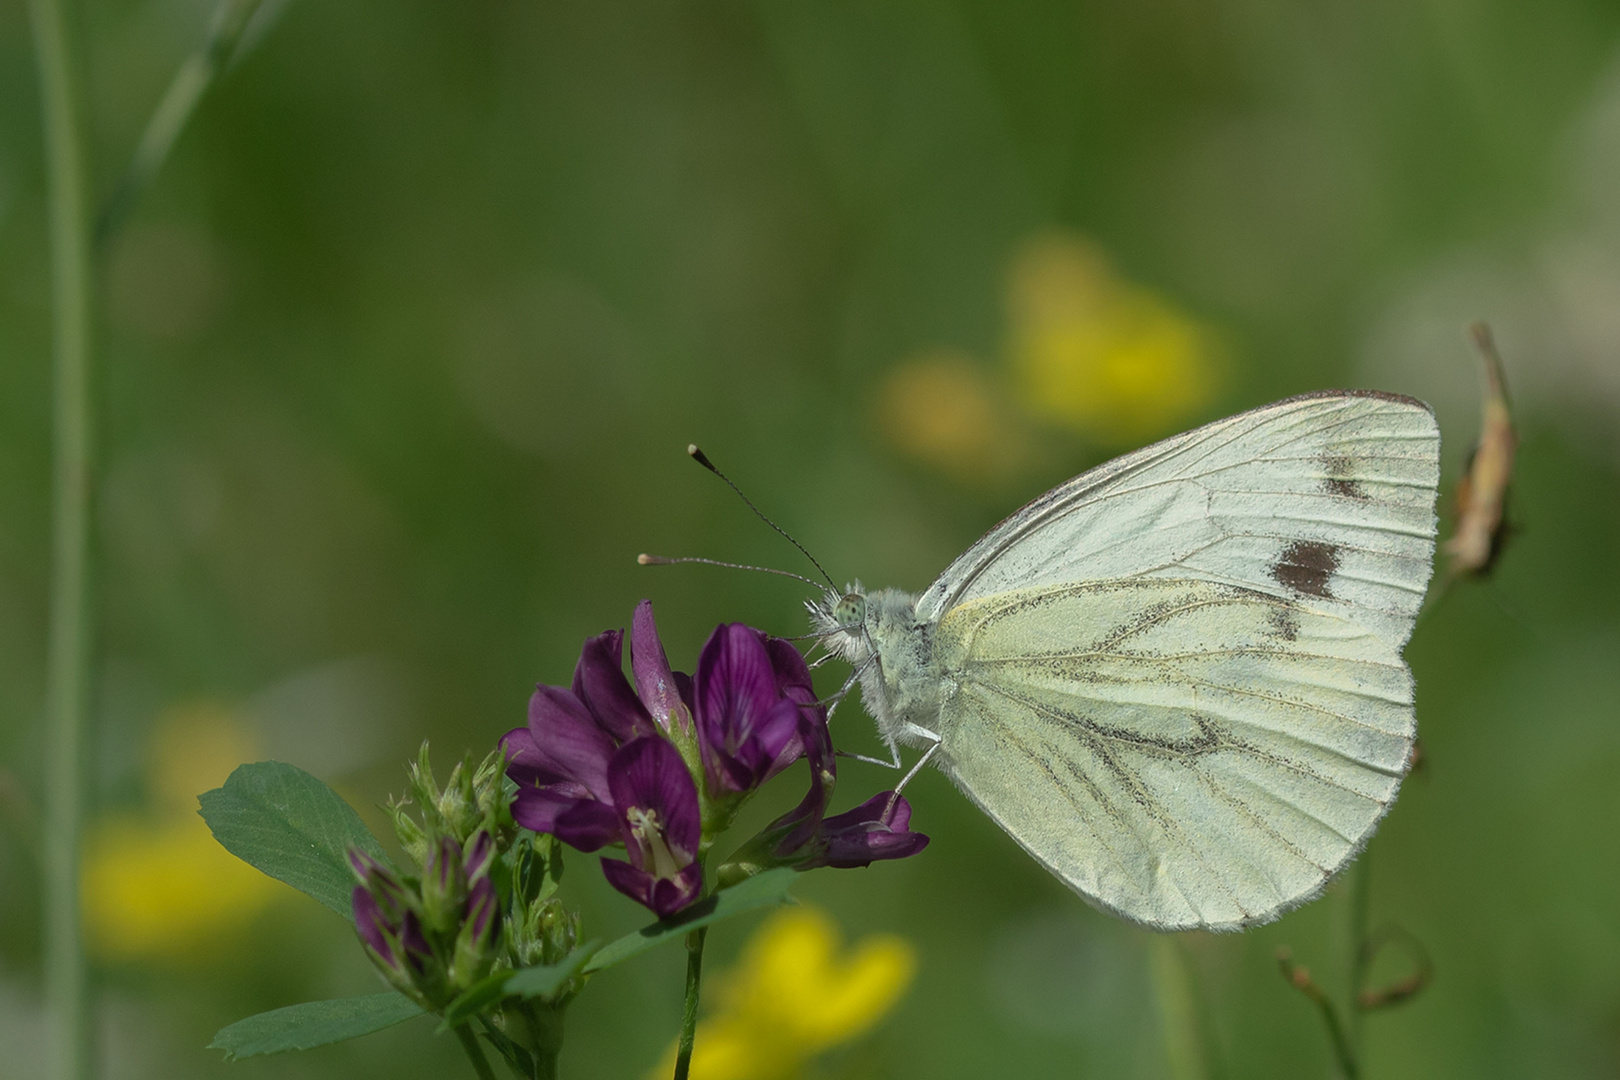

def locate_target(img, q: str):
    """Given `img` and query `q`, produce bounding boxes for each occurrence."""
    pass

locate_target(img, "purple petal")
[674,671,694,716]
[765,637,816,698]
[764,698,840,856]
[463,831,493,880]
[752,697,807,782]
[817,793,930,868]
[822,827,930,868]
[696,624,779,750]
[552,798,628,852]
[631,600,689,735]
[822,791,902,831]
[647,862,704,917]
[705,747,757,796]
[352,886,396,963]
[600,857,703,918]
[511,786,623,851]
[426,836,461,895]
[348,849,411,918]
[400,910,435,972]
[599,857,657,912]
[348,847,382,882]
[518,686,617,797]
[606,737,701,861]
[499,726,553,788]
[465,876,499,941]
[573,629,657,743]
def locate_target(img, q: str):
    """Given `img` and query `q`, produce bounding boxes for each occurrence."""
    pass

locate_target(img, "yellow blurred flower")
[82,703,283,963]
[874,351,1030,485]
[1007,231,1218,445]
[650,906,917,1080]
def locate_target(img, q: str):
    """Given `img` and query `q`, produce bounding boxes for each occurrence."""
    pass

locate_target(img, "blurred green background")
[4,0,1620,1077]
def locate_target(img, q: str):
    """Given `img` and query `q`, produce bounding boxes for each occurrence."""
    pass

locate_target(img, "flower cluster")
[347,747,581,1033]
[502,601,928,918]
[350,831,500,1009]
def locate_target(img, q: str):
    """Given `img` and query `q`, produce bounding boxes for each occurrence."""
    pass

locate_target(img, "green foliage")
[440,943,600,1028]
[209,993,425,1059]
[584,867,799,973]
[198,761,389,919]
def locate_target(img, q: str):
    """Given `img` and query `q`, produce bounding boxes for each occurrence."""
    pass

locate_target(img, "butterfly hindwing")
[933,578,1416,929]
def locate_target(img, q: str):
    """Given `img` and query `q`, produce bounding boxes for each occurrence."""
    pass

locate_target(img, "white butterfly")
[813,391,1440,931]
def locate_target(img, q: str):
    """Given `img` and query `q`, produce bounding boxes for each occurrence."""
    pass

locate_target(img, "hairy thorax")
[811,586,948,749]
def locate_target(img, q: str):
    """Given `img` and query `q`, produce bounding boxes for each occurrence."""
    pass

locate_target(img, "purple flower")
[597,737,704,917]
[695,623,825,795]
[798,792,930,869]
[505,603,830,818]
[503,601,870,917]
[715,699,928,882]
[503,601,691,848]
[349,855,436,995]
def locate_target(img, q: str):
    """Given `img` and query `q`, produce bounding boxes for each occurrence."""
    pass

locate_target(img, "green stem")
[29,0,95,1073]
[494,1002,562,1080]
[1347,852,1373,1066]
[525,1004,563,1080]
[1150,937,1212,1080]
[672,926,708,1080]
[454,1024,499,1080]
[95,0,267,247]
[1315,988,1358,1080]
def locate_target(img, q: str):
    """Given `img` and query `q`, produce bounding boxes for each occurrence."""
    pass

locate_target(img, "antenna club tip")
[687,445,718,472]
[636,553,653,565]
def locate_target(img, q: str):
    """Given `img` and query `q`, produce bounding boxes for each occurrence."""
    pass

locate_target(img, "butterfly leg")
[834,749,899,767]
[884,735,941,816]
[819,654,876,725]
[834,740,904,769]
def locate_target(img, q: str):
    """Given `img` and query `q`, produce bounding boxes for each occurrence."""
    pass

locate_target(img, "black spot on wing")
[1272,540,1340,599]
[1320,453,1368,500]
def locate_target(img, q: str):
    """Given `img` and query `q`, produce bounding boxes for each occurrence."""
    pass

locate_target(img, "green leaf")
[438,970,515,1028]
[209,993,424,1059]
[584,867,798,973]
[506,942,599,999]
[198,761,390,918]
[439,942,600,1028]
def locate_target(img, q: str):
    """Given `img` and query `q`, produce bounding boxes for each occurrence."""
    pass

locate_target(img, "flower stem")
[1150,936,1213,1080]
[1346,851,1373,1068]
[95,0,267,246]
[29,0,95,1073]
[455,1024,499,1080]
[672,926,708,1080]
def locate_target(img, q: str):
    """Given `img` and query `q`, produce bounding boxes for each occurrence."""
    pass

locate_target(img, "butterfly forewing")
[933,579,1417,929]
[916,392,1440,649]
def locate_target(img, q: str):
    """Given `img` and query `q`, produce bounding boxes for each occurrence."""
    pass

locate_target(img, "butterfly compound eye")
[832,593,866,628]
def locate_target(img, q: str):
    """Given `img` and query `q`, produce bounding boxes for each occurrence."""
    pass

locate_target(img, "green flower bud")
[419,836,467,935]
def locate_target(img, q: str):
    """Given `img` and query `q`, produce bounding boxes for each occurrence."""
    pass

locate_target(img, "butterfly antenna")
[637,554,822,588]
[687,444,838,590]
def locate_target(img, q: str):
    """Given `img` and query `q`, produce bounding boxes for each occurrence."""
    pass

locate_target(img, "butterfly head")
[807,584,873,666]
